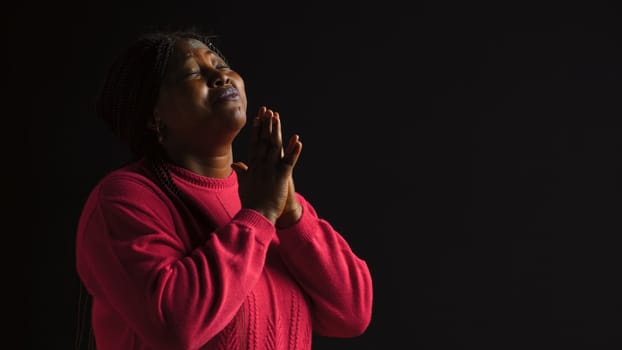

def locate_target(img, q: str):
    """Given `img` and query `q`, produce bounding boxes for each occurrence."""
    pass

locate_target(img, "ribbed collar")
[165,161,238,190]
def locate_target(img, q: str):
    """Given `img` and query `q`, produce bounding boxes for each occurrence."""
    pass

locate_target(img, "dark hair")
[77,29,226,350]
[96,29,225,160]
[96,29,229,197]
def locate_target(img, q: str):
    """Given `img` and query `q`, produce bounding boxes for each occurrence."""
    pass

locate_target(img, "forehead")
[178,38,209,51]
[170,38,214,60]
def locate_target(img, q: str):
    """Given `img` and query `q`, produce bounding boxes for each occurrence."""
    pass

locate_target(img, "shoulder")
[86,159,170,209]
[92,159,156,194]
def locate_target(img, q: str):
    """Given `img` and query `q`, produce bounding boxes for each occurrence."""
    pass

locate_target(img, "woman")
[75,30,373,350]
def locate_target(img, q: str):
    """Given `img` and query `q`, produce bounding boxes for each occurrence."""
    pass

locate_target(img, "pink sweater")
[75,158,373,350]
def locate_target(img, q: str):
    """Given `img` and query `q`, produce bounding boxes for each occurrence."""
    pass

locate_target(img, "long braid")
[149,156,184,199]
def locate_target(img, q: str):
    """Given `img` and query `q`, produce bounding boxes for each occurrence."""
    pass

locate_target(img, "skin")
[152,38,302,226]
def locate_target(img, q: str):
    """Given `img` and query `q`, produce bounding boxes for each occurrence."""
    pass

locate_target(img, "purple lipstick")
[212,86,240,103]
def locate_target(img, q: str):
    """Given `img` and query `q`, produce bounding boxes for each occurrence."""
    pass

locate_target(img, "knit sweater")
[75,158,373,350]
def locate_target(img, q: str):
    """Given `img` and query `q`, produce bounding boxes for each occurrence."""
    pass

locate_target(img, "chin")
[225,107,246,132]
[234,106,247,123]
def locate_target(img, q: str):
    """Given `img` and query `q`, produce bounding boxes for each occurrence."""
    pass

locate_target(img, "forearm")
[81,206,274,350]
[276,198,373,336]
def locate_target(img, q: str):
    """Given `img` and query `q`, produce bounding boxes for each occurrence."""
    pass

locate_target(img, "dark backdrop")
[8,1,622,349]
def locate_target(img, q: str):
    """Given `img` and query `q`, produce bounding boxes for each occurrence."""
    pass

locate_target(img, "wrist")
[275,204,302,229]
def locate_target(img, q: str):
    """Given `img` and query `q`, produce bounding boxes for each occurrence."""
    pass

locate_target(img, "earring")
[156,123,167,144]
[156,128,164,144]
[148,118,165,144]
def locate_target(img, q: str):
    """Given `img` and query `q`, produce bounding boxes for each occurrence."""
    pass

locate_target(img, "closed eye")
[186,65,230,76]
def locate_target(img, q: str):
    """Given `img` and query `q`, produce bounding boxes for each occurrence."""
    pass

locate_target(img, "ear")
[147,119,158,131]
[147,114,166,144]
[147,111,161,131]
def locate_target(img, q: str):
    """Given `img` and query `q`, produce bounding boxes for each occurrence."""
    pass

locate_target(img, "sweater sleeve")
[76,175,274,350]
[275,193,373,337]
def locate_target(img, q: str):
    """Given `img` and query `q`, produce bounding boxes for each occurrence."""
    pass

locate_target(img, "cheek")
[240,90,248,109]
[156,88,205,127]
[170,85,207,113]
[234,76,246,101]
[186,83,208,102]
[236,82,248,108]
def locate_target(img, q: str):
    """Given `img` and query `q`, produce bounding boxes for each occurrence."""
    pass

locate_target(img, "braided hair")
[96,30,225,160]
[95,29,226,197]
[76,29,226,350]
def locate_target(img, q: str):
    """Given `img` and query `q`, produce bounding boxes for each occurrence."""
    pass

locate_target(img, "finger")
[254,109,274,163]
[283,134,299,156]
[279,113,285,158]
[268,112,284,160]
[231,161,249,172]
[260,109,273,141]
[231,162,249,182]
[249,106,267,164]
[249,106,266,152]
[282,134,302,166]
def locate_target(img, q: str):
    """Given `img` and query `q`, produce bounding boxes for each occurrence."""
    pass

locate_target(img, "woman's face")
[154,38,247,156]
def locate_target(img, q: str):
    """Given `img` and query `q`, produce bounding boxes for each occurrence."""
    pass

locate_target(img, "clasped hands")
[232,106,303,228]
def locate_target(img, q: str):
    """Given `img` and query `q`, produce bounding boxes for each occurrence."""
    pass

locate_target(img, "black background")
[8,0,622,349]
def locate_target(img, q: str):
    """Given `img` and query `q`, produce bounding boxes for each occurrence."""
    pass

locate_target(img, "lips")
[212,86,240,103]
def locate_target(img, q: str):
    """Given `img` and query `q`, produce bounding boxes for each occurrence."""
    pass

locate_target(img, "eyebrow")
[182,49,219,60]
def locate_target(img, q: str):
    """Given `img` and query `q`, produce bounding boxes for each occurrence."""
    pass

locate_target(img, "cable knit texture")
[76,158,373,350]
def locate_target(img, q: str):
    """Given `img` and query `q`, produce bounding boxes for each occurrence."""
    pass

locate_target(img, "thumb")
[231,161,249,175]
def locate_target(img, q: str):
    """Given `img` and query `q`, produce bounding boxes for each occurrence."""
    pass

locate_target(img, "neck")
[164,147,234,179]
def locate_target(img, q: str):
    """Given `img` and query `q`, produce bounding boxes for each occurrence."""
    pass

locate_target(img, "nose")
[207,68,230,88]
